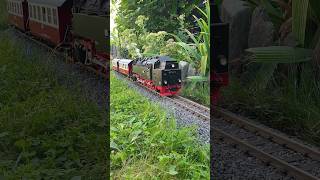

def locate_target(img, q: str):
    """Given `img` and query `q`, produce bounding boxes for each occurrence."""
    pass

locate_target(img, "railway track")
[11,27,320,179]
[123,74,320,179]
[213,108,320,180]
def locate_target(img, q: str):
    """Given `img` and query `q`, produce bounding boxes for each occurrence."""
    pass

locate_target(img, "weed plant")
[110,73,209,179]
[180,81,210,107]
[0,37,107,178]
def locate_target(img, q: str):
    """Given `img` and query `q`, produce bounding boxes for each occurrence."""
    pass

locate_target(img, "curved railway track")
[11,27,320,180]
[127,75,320,179]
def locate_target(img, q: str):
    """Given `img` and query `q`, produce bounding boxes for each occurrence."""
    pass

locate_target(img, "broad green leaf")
[186,76,208,82]
[0,132,9,138]
[246,46,313,63]
[168,165,178,175]
[111,141,120,151]
[70,176,81,180]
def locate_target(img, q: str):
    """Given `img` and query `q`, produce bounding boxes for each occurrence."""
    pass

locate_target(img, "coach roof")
[28,0,68,7]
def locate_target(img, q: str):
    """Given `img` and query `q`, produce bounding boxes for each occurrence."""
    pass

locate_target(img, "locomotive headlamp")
[218,55,227,66]
[164,80,168,84]
[178,79,181,83]
[171,64,175,68]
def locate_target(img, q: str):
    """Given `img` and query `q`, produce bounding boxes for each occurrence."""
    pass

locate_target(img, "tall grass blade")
[292,0,309,46]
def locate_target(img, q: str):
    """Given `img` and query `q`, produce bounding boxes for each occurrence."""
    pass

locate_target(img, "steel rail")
[214,127,320,180]
[174,95,210,113]
[213,107,320,162]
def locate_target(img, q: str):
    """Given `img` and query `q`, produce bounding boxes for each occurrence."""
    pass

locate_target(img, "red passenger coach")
[27,0,72,45]
[118,59,133,76]
[7,0,29,31]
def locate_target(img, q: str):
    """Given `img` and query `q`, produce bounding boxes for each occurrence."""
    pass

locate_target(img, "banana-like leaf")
[292,0,309,46]
[199,44,208,76]
[175,42,201,61]
[186,76,208,82]
[261,0,283,18]
[195,5,208,20]
[184,29,200,46]
[246,46,313,63]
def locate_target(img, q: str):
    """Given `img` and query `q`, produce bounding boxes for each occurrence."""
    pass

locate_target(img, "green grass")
[180,81,210,107]
[220,64,320,146]
[0,36,107,178]
[110,73,209,179]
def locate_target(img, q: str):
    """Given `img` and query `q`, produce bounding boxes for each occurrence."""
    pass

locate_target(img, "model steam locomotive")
[112,56,182,96]
[6,0,109,73]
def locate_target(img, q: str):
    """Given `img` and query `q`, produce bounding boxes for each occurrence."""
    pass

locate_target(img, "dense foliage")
[0,37,107,179]
[110,73,209,179]
[112,0,210,77]
[114,0,202,34]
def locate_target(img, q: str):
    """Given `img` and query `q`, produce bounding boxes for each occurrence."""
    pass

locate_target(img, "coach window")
[18,4,21,15]
[33,6,36,20]
[42,7,46,23]
[29,6,31,18]
[37,6,41,21]
[52,8,57,25]
[47,8,52,24]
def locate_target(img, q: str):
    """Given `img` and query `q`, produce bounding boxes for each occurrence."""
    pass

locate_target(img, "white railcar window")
[52,8,57,25]
[47,7,52,24]
[37,6,41,21]
[18,3,21,15]
[33,5,36,20]
[13,3,16,14]
[42,7,46,23]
